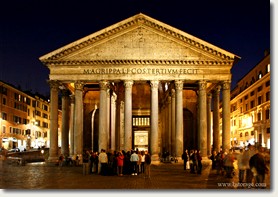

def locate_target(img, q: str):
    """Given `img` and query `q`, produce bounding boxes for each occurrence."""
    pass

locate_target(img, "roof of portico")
[39,13,240,66]
[39,13,241,88]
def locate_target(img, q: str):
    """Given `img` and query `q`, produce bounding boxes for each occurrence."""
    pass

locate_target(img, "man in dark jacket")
[249,149,269,188]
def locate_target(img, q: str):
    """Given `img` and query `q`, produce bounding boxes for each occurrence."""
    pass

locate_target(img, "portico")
[39,13,239,163]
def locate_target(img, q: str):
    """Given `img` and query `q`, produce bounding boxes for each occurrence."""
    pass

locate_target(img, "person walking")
[223,149,235,178]
[236,149,247,183]
[244,144,256,183]
[144,150,151,178]
[249,147,269,188]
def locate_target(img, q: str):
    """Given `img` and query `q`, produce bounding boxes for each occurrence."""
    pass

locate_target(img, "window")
[2,125,6,134]
[244,95,248,100]
[32,100,36,108]
[266,109,270,120]
[132,117,150,126]
[43,113,48,119]
[2,97,6,105]
[258,86,263,92]
[13,116,22,124]
[267,128,270,133]
[250,91,255,96]
[257,112,262,121]
[35,110,41,117]
[42,104,48,111]
[0,86,8,95]
[43,122,48,128]
[250,100,255,108]
[1,112,7,120]
[245,132,249,137]
[265,80,270,87]
[266,91,270,101]
[258,96,262,105]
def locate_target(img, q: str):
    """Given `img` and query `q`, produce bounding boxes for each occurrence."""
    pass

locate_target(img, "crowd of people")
[208,144,270,188]
[182,149,203,174]
[57,144,270,188]
[180,144,270,188]
[59,149,152,178]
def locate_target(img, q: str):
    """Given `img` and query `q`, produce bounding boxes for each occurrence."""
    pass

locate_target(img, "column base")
[151,154,160,165]
[47,156,59,166]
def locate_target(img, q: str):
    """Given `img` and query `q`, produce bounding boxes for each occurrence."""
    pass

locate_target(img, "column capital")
[175,80,183,90]
[74,81,84,90]
[48,80,60,90]
[150,80,159,89]
[222,81,231,90]
[99,80,109,90]
[124,80,133,88]
[198,80,207,90]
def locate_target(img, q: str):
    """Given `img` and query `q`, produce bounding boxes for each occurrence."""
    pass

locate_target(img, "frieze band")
[83,68,198,75]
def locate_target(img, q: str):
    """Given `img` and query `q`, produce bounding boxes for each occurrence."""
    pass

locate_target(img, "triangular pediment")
[39,13,239,65]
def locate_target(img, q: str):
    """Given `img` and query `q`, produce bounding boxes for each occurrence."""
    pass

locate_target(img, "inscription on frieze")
[83,67,198,75]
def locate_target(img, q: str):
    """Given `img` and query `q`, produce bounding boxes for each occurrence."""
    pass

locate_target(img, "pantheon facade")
[39,13,240,162]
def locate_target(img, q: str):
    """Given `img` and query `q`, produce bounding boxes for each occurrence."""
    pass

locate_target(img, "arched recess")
[183,108,195,151]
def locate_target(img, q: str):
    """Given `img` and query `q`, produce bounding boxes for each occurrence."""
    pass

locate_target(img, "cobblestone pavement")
[0,160,271,190]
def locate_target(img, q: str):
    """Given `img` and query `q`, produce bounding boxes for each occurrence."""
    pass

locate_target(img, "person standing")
[182,150,189,170]
[144,150,151,178]
[196,150,202,174]
[130,150,139,175]
[140,150,145,174]
[137,151,142,174]
[116,151,125,176]
[210,150,217,170]
[98,149,108,176]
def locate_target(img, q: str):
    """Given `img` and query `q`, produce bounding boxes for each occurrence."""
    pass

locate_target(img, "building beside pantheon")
[39,13,240,162]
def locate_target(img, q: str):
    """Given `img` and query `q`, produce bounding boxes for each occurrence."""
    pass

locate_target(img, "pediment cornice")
[40,13,240,63]
[43,59,234,66]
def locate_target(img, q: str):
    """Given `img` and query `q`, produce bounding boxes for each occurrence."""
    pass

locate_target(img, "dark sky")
[0,0,270,96]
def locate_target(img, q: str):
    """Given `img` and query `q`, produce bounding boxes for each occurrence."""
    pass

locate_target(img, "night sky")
[0,0,270,96]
